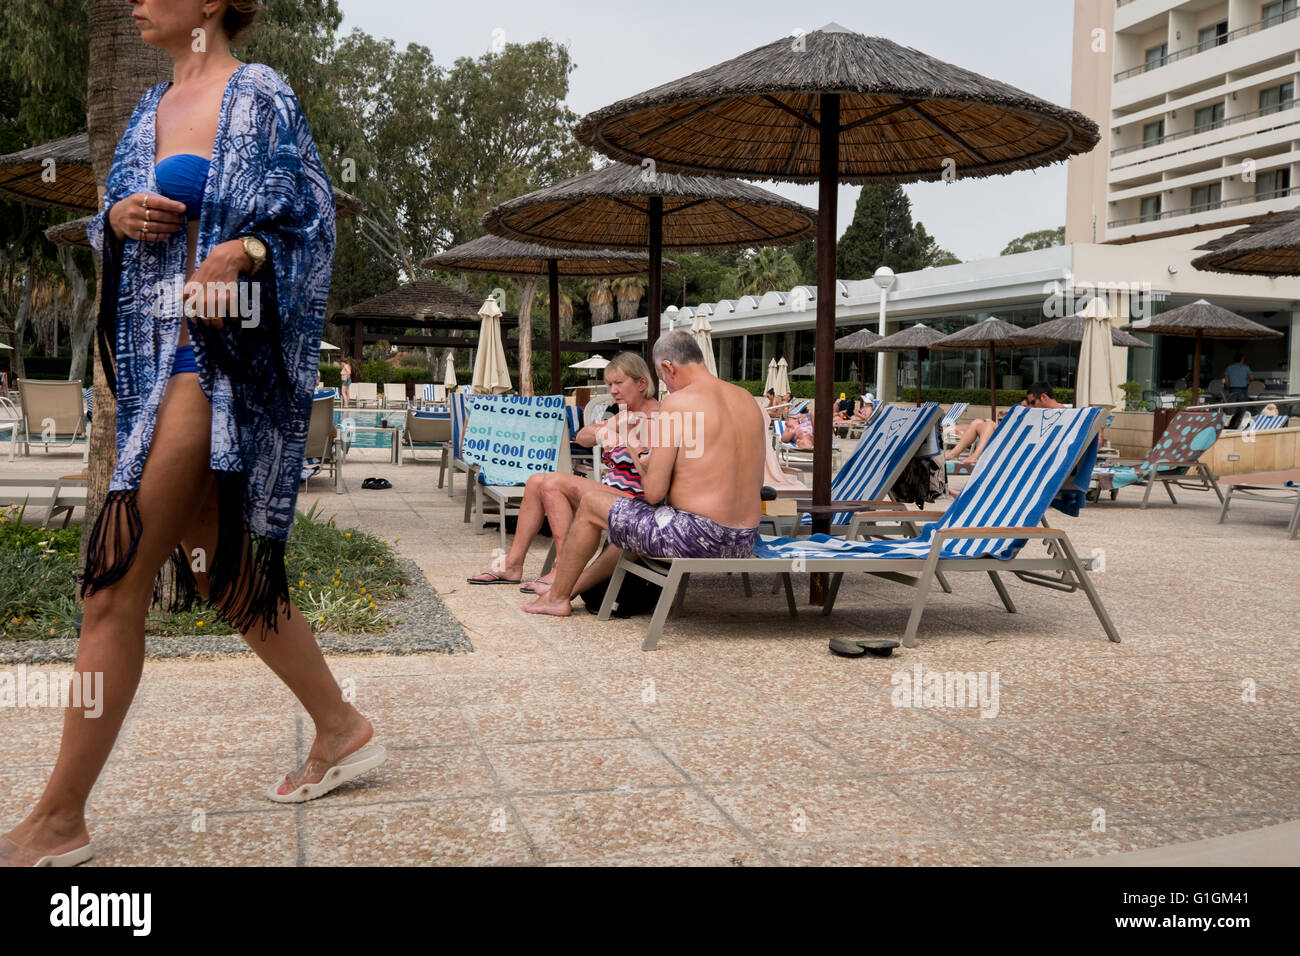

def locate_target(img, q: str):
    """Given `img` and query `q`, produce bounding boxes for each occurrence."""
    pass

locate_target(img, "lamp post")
[873,266,896,398]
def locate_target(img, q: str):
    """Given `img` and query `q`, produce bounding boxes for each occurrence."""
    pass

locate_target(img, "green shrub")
[396,367,425,384]
[319,364,342,388]
[360,360,392,384]
[19,356,74,380]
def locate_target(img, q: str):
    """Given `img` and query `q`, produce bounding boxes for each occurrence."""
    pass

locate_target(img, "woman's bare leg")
[1,373,219,865]
[945,420,988,460]
[177,469,372,798]
[468,472,555,582]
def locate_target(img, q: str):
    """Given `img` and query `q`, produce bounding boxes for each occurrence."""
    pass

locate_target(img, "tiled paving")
[2,443,1298,865]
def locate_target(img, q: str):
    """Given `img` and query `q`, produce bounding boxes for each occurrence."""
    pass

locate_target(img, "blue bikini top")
[154,153,210,220]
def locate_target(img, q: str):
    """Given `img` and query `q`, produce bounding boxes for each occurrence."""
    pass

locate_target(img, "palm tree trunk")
[80,0,170,575]
[514,276,537,396]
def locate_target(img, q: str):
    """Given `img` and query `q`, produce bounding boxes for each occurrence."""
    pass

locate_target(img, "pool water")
[334,410,401,449]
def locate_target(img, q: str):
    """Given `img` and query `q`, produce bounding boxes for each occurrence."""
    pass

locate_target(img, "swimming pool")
[334,410,403,449]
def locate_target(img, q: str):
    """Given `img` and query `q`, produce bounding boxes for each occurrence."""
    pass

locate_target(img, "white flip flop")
[35,843,94,867]
[265,743,388,803]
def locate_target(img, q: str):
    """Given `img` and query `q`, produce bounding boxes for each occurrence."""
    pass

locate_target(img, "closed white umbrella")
[444,351,457,389]
[471,297,512,394]
[1075,296,1119,410]
[764,357,778,393]
[774,357,791,396]
[691,311,718,376]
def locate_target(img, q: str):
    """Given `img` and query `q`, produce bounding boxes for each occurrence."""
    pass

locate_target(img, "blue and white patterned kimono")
[85,63,335,633]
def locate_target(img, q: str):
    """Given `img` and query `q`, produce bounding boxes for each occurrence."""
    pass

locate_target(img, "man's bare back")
[657,376,766,528]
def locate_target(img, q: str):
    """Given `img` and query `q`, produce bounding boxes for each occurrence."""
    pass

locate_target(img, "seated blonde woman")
[468,352,658,590]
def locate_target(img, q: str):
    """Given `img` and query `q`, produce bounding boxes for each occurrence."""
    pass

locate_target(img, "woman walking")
[1,0,383,867]
[339,357,352,407]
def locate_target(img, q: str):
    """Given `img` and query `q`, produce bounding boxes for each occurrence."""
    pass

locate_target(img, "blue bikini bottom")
[172,344,198,375]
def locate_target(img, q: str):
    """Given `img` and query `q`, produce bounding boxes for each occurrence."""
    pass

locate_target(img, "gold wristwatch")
[240,235,268,273]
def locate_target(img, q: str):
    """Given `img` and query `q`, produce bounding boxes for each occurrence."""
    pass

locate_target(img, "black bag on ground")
[580,546,661,617]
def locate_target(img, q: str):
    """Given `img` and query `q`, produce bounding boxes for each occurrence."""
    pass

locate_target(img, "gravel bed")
[0,556,472,664]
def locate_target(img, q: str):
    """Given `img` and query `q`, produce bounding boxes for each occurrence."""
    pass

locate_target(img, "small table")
[1218,470,1300,540]
[340,425,403,465]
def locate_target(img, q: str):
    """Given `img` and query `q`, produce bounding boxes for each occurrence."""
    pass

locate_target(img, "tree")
[735,246,800,296]
[585,279,614,325]
[611,276,646,322]
[1001,226,1065,256]
[835,184,958,279]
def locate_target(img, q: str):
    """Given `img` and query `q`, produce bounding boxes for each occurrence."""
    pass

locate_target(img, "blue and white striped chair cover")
[83,387,94,419]
[757,406,1100,563]
[450,391,469,458]
[789,399,809,416]
[941,402,968,428]
[566,405,584,438]
[801,403,941,526]
[422,383,438,402]
[1249,414,1289,431]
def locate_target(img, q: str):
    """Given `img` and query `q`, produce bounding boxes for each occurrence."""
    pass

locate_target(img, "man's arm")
[629,404,680,505]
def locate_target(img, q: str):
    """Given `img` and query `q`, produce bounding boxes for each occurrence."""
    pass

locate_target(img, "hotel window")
[1262,0,1298,27]
[1140,196,1162,222]
[1190,183,1221,211]
[1144,43,1167,72]
[1259,81,1295,115]
[1142,119,1165,147]
[1255,168,1292,199]
[1194,103,1225,131]
[1197,21,1228,51]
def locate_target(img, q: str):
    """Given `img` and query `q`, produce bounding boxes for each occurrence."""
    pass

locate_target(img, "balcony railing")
[1112,100,1298,155]
[1108,186,1295,227]
[1114,9,1299,82]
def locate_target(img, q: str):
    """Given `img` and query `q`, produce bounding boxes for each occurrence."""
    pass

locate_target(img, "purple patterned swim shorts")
[607,497,759,559]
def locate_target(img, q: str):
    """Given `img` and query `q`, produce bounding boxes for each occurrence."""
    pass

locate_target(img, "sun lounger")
[301,394,341,490]
[0,396,20,462]
[463,396,572,549]
[16,379,89,458]
[381,383,408,409]
[1217,470,1300,540]
[1243,414,1290,432]
[599,405,1115,651]
[350,382,378,408]
[1106,408,1223,507]
[0,473,88,527]
[403,408,451,464]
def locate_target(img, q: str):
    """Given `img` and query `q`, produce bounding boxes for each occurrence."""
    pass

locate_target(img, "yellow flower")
[196,621,205,628]
[345,532,352,539]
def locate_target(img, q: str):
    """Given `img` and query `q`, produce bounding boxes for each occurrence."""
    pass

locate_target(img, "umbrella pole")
[859,350,866,398]
[647,197,663,377]
[810,93,840,605]
[989,343,997,419]
[1190,329,1202,406]
[916,348,925,407]
[547,259,561,395]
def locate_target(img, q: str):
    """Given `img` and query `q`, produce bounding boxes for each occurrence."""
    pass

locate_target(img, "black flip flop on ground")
[828,636,900,658]
[361,477,393,490]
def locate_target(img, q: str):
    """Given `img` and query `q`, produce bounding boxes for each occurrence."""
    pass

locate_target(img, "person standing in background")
[1223,354,1252,429]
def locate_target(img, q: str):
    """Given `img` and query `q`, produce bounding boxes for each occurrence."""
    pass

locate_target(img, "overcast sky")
[334,0,1079,262]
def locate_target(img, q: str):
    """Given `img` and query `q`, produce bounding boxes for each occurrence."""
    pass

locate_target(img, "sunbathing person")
[781,406,815,450]
[851,392,875,422]
[467,351,658,589]
[945,382,1064,463]
[523,330,766,617]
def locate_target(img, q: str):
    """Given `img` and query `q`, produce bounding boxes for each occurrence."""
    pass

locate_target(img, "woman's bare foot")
[272,708,374,797]
[521,594,572,616]
[0,815,91,867]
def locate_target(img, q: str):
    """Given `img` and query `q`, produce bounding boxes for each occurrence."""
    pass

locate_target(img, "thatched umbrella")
[481,162,815,359]
[45,187,363,248]
[1004,314,1153,350]
[574,22,1097,540]
[1121,299,1283,405]
[931,317,1025,418]
[833,327,882,399]
[857,323,944,406]
[1191,209,1300,277]
[0,132,97,211]
[422,234,673,394]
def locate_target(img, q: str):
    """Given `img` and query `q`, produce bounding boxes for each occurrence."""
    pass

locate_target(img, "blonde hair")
[221,0,263,41]
[604,351,655,399]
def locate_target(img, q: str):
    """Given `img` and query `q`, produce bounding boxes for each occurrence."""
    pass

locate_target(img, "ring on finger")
[142,195,149,212]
